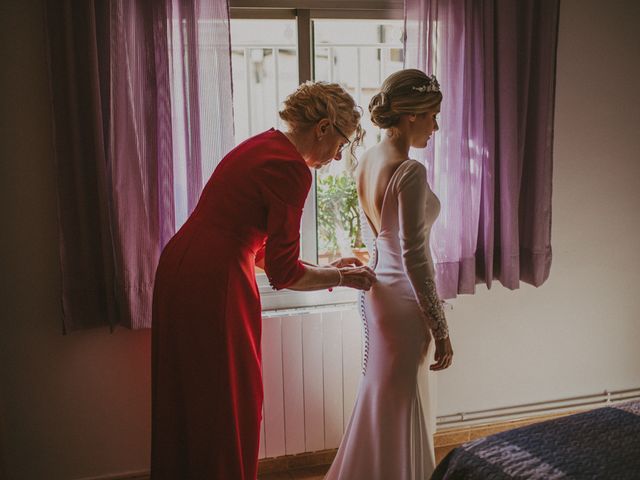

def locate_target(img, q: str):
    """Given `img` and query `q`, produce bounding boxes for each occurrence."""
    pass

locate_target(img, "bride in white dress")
[325,69,454,480]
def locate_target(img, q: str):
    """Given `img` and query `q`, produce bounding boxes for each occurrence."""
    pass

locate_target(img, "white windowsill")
[258,278,359,312]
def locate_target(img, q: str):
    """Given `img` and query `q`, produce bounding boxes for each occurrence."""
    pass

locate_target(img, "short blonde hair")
[369,69,442,129]
[279,81,365,153]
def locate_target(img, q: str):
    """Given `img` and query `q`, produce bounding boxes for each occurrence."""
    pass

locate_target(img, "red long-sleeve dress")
[151,129,312,480]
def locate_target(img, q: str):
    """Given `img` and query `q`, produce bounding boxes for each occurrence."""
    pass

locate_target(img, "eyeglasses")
[333,124,352,154]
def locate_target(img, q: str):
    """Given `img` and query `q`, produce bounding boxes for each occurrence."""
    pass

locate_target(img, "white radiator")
[259,303,362,459]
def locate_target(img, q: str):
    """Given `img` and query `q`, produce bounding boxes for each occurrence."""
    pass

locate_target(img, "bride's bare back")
[356,142,408,237]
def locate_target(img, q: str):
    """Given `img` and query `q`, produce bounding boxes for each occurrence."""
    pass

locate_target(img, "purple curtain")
[404,0,558,298]
[45,0,233,331]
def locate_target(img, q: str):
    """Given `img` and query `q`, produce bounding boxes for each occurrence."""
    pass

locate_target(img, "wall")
[0,2,151,479]
[0,0,638,479]
[436,0,640,415]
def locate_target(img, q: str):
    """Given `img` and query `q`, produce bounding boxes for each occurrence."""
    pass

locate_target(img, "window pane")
[313,19,404,265]
[230,19,298,144]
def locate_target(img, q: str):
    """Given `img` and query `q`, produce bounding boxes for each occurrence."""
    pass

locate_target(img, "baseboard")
[76,472,149,480]
[436,387,640,428]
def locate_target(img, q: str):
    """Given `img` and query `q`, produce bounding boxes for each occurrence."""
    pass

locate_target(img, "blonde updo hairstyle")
[279,81,365,155]
[369,69,442,129]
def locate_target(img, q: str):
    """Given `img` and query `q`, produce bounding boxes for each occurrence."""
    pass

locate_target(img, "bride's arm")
[397,161,449,340]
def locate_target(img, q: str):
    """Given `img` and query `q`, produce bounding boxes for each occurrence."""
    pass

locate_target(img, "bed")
[431,400,640,479]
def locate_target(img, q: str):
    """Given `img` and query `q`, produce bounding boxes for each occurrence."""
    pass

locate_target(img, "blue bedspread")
[431,400,640,479]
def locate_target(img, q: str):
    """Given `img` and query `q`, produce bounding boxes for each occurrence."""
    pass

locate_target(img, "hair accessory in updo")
[370,69,442,129]
[411,74,440,94]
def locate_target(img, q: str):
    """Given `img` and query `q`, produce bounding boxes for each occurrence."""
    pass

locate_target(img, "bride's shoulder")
[405,158,424,167]
[395,159,427,191]
[401,158,426,174]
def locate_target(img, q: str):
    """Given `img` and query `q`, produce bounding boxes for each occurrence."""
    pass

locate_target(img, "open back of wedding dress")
[325,159,449,480]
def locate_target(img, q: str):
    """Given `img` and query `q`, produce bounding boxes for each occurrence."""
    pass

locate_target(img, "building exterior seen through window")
[230,19,298,142]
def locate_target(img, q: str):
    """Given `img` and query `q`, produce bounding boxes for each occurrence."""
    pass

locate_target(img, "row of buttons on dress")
[358,242,377,376]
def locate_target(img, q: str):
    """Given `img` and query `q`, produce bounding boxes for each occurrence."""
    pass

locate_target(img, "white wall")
[0,0,638,479]
[436,0,640,415]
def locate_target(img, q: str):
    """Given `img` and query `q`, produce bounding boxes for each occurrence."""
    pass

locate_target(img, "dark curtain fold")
[45,0,233,331]
[45,1,117,332]
[405,0,559,298]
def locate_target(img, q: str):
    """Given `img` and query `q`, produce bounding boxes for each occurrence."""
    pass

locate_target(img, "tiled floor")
[258,464,330,480]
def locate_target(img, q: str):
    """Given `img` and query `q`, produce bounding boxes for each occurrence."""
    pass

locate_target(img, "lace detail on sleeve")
[415,278,449,340]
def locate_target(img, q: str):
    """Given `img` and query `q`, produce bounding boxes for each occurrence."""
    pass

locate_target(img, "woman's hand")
[430,336,453,371]
[288,260,374,292]
[338,265,376,291]
[329,257,364,268]
[327,257,375,291]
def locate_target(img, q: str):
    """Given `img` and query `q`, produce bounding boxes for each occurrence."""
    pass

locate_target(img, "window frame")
[229,2,403,311]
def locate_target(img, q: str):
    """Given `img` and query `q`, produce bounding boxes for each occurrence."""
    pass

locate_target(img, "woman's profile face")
[306,122,353,169]
[411,104,441,149]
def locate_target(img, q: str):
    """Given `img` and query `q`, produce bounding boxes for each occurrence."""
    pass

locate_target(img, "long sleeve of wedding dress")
[397,161,449,340]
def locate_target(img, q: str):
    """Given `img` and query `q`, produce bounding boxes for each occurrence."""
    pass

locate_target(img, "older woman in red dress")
[151,82,375,480]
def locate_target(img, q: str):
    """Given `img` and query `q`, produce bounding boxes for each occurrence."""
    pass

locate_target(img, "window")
[230,18,298,143]
[230,6,404,309]
[313,20,404,265]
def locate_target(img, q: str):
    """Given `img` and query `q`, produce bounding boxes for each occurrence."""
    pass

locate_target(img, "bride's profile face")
[411,104,441,149]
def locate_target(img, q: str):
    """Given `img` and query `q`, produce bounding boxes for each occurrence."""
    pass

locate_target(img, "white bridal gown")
[325,159,449,480]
